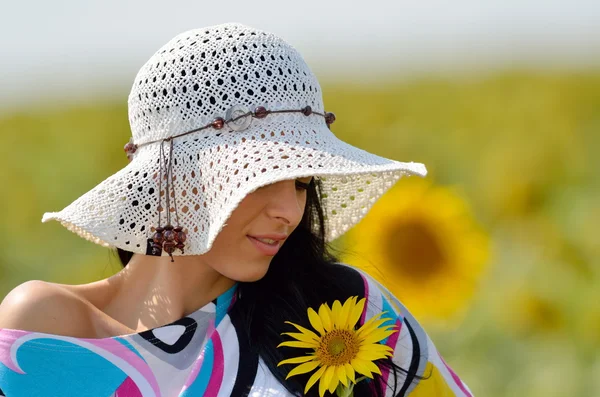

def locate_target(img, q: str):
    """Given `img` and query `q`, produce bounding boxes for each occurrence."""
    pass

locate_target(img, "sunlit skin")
[99,176,313,331]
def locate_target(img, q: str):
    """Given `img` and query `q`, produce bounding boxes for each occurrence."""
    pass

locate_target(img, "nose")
[264,180,306,226]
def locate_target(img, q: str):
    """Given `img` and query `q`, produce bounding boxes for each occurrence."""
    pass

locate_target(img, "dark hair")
[117,178,411,396]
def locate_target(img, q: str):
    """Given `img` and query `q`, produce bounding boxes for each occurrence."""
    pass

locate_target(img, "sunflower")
[341,178,490,324]
[277,296,397,397]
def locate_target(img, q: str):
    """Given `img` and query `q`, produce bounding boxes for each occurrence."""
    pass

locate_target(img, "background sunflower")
[340,178,490,326]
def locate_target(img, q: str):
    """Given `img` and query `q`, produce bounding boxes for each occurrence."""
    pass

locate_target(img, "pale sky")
[1,0,599,108]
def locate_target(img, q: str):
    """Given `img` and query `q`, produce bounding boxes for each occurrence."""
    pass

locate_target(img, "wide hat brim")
[42,116,426,256]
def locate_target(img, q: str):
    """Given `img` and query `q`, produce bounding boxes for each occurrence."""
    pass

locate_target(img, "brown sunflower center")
[316,329,360,366]
[328,336,346,355]
[386,220,445,280]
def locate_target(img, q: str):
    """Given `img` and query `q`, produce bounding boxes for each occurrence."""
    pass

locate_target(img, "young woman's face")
[201,177,313,282]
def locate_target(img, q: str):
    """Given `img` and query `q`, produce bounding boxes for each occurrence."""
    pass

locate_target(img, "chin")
[239,267,270,282]
[230,260,272,282]
[237,273,268,283]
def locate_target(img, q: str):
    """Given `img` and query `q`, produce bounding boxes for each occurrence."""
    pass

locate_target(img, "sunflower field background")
[1,70,599,396]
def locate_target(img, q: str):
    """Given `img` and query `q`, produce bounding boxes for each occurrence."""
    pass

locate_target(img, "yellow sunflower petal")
[284,321,321,341]
[362,329,398,345]
[332,300,342,328]
[282,331,320,344]
[361,325,397,340]
[354,358,382,377]
[377,311,394,323]
[355,349,389,362]
[337,364,349,387]
[277,340,318,349]
[285,360,321,379]
[348,297,366,329]
[308,307,325,336]
[322,365,336,390]
[278,355,317,367]
[319,366,335,397]
[305,365,327,395]
[345,363,356,383]
[357,311,385,328]
[328,368,340,394]
[377,325,399,332]
[362,311,387,324]
[357,351,392,361]
[338,296,355,329]
[350,358,374,379]
[359,343,394,352]
[360,322,396,337]
[356,316,390,339]
[363,360,383,376]
[363,342,393,349]
[319,303,333,332]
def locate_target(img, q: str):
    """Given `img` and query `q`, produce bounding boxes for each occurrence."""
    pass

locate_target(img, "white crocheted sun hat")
[42,22,427,256]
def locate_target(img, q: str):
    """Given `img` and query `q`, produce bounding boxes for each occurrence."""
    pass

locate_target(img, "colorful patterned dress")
[0,265,473,396]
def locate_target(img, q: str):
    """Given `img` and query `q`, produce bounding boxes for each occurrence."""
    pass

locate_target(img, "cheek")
[296,194,308,223]
[300,194,308,212]
[210,225,244,254]
[207,241,272,282]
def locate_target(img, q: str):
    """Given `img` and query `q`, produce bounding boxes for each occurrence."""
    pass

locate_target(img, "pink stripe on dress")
[377,318,402,393]
[182,348,205,392]
[228,293,238,311]
[115,376,143,397]
[439,352,473,397]
[0,329,31,374]
[359,274,369,325]
[203,331,224,397]
[86,338,161,397]
[183,319,215,389]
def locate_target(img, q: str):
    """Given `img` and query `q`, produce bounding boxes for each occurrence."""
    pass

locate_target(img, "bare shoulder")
[0,280,94,337]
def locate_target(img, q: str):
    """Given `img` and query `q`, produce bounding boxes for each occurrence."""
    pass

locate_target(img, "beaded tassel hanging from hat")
[149,139,187,261]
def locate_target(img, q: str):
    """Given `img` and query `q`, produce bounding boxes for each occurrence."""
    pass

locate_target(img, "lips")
[247,235,285,256]
[254,237,278,244]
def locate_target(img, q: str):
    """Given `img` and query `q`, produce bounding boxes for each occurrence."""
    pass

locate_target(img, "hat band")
[124,105,336,161]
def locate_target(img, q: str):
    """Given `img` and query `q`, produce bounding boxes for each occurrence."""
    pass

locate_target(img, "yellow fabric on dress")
[410,362,458,396]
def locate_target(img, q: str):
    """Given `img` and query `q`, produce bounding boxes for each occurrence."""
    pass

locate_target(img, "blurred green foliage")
[0,71,599,396]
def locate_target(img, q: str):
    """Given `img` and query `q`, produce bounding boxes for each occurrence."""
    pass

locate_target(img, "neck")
[103,254,236,332]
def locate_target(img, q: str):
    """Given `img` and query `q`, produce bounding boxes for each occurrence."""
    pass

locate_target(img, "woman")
[0,23,472,396]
